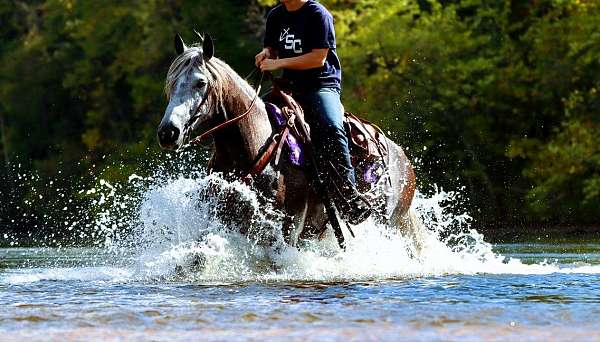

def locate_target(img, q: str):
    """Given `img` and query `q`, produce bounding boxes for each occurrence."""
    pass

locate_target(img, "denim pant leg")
[297,88,357,195]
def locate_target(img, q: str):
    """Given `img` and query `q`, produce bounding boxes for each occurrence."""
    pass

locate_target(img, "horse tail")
[386,140,416,220]
[397,208,429,259]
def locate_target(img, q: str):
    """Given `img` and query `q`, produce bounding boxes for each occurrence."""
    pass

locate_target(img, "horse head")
[157,32,215,150]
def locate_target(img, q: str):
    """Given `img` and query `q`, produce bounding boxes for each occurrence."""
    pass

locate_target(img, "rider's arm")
[260,48,328,71]
[261,8,334,71]
[276,49,328,70]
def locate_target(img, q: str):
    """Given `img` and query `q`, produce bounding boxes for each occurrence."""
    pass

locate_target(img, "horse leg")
[281,199,308,247]
[278,167,310,247]
[301,195,328,241]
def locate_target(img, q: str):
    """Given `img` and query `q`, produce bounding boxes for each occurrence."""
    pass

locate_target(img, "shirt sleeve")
[263,9,277,48]
[306,10,336,50]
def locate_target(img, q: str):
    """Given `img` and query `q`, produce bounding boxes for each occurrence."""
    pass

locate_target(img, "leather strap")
[273,127,289,166]
[187,71,299,183]
[189,73,264,146]
[245,126,290,181]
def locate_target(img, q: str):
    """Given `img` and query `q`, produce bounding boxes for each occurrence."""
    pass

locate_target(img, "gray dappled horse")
[157,34,418,247]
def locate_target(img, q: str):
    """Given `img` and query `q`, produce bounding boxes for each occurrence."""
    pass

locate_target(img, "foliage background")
[0,0,598,240]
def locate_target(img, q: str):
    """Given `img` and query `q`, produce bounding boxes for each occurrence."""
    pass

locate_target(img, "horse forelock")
[165,47,199,99]
[164,46,256,116]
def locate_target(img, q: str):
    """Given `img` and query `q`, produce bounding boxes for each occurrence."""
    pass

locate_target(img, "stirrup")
[346,194,372,225]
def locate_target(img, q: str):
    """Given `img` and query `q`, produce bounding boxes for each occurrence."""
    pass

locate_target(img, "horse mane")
[164,45,256,116]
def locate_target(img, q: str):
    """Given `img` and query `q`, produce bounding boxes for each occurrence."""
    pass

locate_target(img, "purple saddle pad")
[265,102,305,167]
[264,102,383,186]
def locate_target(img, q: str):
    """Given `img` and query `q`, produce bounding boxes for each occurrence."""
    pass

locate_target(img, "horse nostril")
[167,126,179,139]
[158,124,180,147]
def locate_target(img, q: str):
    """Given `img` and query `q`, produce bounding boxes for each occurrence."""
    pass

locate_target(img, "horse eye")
[195,80,207,89]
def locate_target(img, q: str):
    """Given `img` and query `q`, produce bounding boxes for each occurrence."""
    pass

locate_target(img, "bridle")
[179,69,287,182]
[186,70,265,146]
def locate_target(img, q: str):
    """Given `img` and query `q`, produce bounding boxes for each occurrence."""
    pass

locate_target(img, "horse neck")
[213,71,272,172]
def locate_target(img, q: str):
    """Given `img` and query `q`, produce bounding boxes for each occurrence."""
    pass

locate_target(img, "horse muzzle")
[157,122,181,150]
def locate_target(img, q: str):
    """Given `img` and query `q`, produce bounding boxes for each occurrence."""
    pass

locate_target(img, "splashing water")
[71,159,600,284]
[3,153,600,342]
[3,152,600,287]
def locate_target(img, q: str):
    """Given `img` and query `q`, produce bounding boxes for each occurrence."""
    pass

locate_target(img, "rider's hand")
[255,48,271,67]
[259,58,281,71]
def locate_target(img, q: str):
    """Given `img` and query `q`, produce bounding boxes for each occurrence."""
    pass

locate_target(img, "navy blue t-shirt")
[263,1,342,91]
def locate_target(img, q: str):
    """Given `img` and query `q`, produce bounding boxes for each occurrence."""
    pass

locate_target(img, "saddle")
[264,84,389,190]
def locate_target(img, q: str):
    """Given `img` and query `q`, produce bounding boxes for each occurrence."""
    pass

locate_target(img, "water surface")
[2,243,600,341]
[2,173,599,341]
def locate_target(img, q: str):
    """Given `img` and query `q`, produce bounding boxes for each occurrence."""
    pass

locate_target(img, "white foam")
[5,162,600,286]
[107,172,600,282]
[1,267,132,284]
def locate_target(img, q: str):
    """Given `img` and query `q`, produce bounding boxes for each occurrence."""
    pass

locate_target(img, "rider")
[255,0,371,225]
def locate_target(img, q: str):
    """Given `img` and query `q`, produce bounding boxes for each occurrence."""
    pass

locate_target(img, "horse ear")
[193,29,203,42]
[174,33,187,55]
[203,33,214,61]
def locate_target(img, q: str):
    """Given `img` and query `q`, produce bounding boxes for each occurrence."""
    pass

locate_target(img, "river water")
[1,173,600,341]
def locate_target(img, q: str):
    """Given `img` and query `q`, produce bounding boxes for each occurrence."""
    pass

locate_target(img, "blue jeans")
[295,88,357,197]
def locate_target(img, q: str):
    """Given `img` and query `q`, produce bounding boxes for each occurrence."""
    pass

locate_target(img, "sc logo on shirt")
[280,28,302,53]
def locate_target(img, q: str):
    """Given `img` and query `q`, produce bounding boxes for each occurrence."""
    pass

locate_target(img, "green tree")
[507,1,600,221]
[1,0,599,240]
